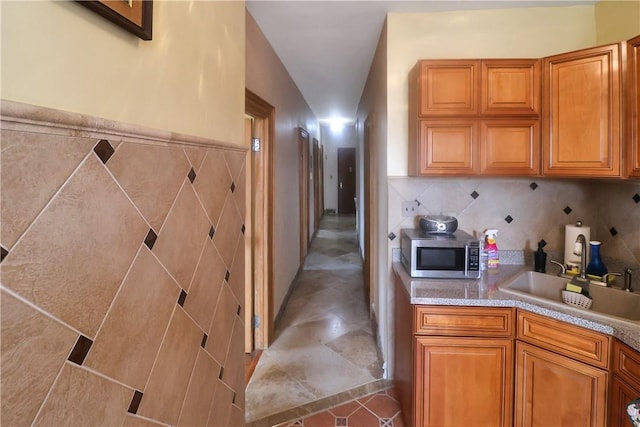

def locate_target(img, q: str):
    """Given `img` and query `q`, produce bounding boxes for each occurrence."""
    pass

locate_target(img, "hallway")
[245,215,396,426]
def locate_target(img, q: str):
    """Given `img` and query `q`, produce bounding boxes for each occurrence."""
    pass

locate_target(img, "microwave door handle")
[464,244,469,276]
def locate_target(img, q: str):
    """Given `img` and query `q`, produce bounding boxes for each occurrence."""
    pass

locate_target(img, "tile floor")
[245,215,399,427]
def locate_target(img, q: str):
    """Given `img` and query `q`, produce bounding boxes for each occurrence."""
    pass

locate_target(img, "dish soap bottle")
[534,240,547,273]
[484,229,499,269]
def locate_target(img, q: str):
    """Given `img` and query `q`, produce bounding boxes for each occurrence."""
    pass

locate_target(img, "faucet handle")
[549,260,566,276]
[601,272,622,287]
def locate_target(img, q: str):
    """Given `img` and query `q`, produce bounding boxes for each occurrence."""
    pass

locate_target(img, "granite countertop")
[392,262,640,352]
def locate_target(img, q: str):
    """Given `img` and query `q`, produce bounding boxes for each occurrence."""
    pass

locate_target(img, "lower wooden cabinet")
[514,341,608,427]
[415,336,513,427]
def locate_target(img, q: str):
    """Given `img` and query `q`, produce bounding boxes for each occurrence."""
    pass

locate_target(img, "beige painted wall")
[245,11,318,318]
[595,0,640,44]
[386,5,598,176]
[1,1,245,146]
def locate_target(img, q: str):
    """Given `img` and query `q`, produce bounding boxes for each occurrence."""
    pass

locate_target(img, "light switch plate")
[401,201,419,217]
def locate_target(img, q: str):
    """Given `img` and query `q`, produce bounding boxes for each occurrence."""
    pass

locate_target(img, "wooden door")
[417,119,479,175]
[480,119,540,175]
[515,341,608,427]
[298,128,310,263]
[542,43,621,177]
[337,147,356,214]
[628,35,640,177]
[414,336,514,427]
[413,60,479,116]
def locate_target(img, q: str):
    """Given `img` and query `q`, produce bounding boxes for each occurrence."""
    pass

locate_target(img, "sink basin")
[501,271,640,322]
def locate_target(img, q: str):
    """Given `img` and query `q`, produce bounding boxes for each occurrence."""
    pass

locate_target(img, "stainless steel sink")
[500,271,640,321]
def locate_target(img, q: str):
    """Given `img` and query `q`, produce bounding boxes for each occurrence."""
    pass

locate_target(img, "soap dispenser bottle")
[484,229,499,269]
[534,240,547,273]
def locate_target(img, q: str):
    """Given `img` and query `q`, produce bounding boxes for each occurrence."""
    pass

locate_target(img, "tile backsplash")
[388,177,640,272]
[1,103,246,426]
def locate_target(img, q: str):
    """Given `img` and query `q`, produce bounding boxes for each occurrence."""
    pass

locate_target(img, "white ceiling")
[246,0,595,124]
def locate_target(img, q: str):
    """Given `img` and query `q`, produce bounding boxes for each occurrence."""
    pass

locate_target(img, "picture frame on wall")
[79,0,153,41]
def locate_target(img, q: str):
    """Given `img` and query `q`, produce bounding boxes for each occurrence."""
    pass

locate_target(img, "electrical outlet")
[401,201,419,217]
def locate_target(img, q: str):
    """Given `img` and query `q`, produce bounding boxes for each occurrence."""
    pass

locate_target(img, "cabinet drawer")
[414,306,514,337]
[517,310,610,369]
[613,339,640,391]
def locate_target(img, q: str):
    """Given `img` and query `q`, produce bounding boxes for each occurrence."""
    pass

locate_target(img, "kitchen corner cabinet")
[409,59,541,176]
[515,311,610,427]
[542,43,623,177]
[627,35,640,178]
[610,339,640,427]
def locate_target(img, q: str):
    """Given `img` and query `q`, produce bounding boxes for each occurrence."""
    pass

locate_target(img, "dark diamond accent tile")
[127,390,143,414]
[634,193,640,204]
[529,182,538,191]
[144,229,158,250]
[187,168,196,184]
[209,225,215,239]
[201,333,208,348]
[563,206,572,215]
[388,232,396,241]
[610,227,618,236]
[177,289,187,307]
[241,224,246,235]
[68,335,93,365]
[219,366,224,380]
[230,181,236,193]
[504,215,514,224]
[237,305,241,316]
[0,246,8,263]
[539,239,547,247]
[93,140,115,164]
[470,191,480,199]
[225,270,230,282]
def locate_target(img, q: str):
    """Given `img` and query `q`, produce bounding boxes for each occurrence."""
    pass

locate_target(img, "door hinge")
[252,138,261,152]
[252,315,260,329]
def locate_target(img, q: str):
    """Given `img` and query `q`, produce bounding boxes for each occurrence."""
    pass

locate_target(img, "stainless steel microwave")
[400,229,481,279]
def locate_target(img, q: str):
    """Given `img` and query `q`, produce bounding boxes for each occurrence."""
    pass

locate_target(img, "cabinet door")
[610,376,640,427]
[480,119,540,175]
[628,35,640,178]
[416,120,479,175]
[415,60,479,116]
[542,43,621,177]
[515,341,608,427]
[481,59,541,116]
[415,336,513,427]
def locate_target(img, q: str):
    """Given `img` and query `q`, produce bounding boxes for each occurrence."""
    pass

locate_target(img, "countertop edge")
[392,262,640,353]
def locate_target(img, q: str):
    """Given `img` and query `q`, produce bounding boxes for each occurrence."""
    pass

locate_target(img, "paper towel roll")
[564,222,590,273]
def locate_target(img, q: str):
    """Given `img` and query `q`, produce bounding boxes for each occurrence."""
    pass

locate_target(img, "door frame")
[364,115,376,312]
[298,127,310,265]
[245,89,274,349]
[313,138,322,234]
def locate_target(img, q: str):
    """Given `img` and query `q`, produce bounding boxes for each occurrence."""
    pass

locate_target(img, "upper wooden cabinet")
[481,59,541,116]
[627,35,640,178]
[542,42,623,177]
[411,60,479,116]
[409,59,541,176]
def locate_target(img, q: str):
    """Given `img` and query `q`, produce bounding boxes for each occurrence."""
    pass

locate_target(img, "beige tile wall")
[1,120,247,426]
[388,177,640,269]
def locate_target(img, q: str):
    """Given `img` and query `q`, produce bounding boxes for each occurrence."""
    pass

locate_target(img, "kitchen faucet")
[574,234,588,280]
